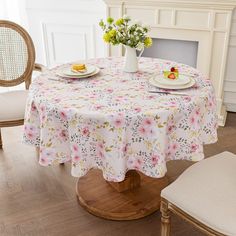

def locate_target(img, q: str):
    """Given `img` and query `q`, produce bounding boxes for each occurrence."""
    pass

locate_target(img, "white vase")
[123,45,144,73]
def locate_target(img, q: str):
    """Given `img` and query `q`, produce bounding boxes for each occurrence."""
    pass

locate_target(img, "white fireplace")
[142,38,198,68]
[103,0,236,126]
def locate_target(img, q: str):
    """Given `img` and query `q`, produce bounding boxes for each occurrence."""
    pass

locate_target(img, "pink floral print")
[23,57,217,181]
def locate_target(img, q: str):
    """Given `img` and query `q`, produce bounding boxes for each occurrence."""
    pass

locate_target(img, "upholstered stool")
[161,151,236,236]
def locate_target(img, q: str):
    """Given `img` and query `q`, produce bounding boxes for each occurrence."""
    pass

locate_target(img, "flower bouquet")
[99,15,152,72]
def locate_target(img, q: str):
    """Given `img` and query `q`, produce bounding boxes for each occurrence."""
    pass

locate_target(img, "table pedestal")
[76,169,169,220]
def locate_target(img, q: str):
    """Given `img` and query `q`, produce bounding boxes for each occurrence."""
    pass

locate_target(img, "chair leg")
[161,199,171,236]
[0,128,2,149]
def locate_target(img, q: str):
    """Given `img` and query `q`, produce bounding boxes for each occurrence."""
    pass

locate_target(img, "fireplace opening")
[142,38,199,68]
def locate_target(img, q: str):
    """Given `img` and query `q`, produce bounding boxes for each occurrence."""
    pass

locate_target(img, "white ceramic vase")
[123,45,144,73]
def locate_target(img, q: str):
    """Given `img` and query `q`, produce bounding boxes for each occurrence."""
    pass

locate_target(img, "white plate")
[57,67,100,79]
[61,65,96,76]
[154,74,191,86]
[149,76,195,90]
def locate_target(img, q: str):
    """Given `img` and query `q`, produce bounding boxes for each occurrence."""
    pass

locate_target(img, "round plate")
[57,67,100,79]
[149,76,195,90]
[154,74,191,86]
[62,65,96,76]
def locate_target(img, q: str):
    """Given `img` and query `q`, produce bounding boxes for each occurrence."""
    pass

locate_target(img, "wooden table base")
[76,169,169,220]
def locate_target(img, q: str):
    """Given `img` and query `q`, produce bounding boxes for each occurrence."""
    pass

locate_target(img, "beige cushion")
[161,151,236,236]
[0,90,28,122]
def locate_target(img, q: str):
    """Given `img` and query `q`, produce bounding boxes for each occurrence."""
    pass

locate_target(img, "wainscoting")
[24,0,107,67]
[224,9,236,112]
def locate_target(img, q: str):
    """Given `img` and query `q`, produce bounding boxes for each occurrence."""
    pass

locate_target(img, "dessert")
[71,64,87,73]
[163,67,179,80]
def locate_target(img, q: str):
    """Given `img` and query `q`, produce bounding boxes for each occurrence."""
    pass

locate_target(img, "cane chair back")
[0,20,35,89]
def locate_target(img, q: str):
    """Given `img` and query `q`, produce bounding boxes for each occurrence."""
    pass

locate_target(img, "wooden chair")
[160,151,236,236]
[0,20,45,149]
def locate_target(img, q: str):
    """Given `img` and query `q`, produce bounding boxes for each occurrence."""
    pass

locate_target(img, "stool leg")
[0,129,2,149]
[161,199,171,236]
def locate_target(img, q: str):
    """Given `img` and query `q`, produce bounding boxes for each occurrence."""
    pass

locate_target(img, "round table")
[23,57,218,220]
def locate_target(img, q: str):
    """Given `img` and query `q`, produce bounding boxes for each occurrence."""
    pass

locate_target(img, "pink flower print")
[167,125,174,134]
[72,144,79,153]
[166,149,172,160]
[134,107,141,113]
[96,142,105,159]
[191,143,199,153]
[59,129,68,141]
[31,102,37,112]
[54,98,61,103]
[24,124,37,140]
[26,130,36,139]
[39,105,45,113]
[189,113,200,128]
[138,125,148,136]
[172,143,178,152]
[97,142,104,150]
[40,157,49,165]
[184,96,192,102]
[122,144,128,153]
[59,111,67,121]
[142,117,154,127]
[134,158,143,170]
[40,148,56,165]
[107,88,113,93]
[169,101,177,108]
[97,150,104,159]
[208,98,214,108]
[195,108,201,116]
[94,105,103,110]
[148,95,155,99]
[72,154,80,162]
[82,127,90,137]
[151,155,159,166]
[112,115,125,128]
[189,115,196,125]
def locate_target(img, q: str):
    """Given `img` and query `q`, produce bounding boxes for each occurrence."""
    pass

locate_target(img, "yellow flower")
[144,37,152,48]
[103,33,111,43]
[115,18,124,26]
[109,29,116,37]
[107,17,114,24]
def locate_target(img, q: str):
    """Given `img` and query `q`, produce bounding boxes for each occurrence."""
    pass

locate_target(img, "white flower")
[142,24,151,31]
[123,15,130,20]
[134,19,142,25]
[136,42,144,51]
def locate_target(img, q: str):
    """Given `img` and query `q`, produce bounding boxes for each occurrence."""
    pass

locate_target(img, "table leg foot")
[76,169,169,220]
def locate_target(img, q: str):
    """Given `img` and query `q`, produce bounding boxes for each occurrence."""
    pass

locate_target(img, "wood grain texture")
[108,170,141,192]
[77,170,168,220]
[0,112,235,236]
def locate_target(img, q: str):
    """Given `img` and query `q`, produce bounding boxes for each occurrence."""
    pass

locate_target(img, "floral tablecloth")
[23,57,218,181]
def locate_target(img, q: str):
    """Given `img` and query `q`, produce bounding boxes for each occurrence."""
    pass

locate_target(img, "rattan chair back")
[0,20,35,89]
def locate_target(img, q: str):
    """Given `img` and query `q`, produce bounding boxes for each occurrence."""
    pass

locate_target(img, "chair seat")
[161,151,236,236]
[0,90,28,122]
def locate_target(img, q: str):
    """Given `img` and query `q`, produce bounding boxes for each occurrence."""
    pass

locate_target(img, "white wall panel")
[25,0,106,67]
[224,9,236,112]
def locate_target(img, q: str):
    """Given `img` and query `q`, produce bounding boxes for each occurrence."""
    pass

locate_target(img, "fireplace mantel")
[104,0,236,10]
[104,0,236,126]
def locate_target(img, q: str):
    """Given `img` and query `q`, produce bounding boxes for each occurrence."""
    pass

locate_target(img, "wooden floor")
[0,112,235,236]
